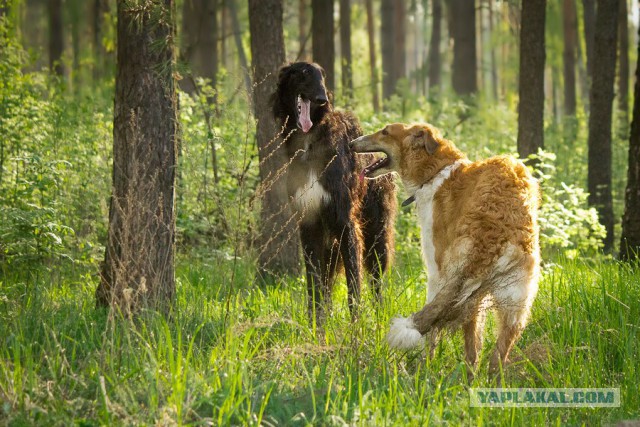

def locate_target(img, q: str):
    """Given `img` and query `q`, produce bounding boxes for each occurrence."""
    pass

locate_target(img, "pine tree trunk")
[381,0,395,99]
[449,0,477,95]
[312,0,335,92]
[92,0,109,80]
[620,23,640,261]
[562,0,577,116]
[582,0,595,81]
[69,0,81,87]
[227,0,251,98]
[516,0,546,159]
[587,0,619,252]
[249,0,301,279]
[339,0,353,102]
[180,0,218,100]
[618,0,629,138]
[428,0,442,92]
[365,0,380,112]
[299,0,310,60]
[393,0,406,84]
[488,0,498,100]
[48,0,64,76]
[97,0,178,312]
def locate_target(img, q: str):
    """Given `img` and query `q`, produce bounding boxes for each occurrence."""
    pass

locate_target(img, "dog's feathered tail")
[387,280,488,349]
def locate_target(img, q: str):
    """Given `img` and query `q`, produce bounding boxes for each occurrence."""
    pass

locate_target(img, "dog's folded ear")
[414,128,440,155]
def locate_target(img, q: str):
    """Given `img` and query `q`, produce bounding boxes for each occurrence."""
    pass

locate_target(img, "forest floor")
[1,247,639,426]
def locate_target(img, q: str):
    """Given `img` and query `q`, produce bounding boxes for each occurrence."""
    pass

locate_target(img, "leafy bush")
[533,151,606,258]
[0,18,110,272]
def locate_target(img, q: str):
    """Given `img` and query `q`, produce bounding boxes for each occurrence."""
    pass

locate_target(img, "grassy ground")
[1,248,639,426]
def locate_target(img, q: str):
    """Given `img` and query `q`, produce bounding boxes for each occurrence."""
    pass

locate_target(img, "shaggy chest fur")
[414,162,464,301]
[286,130,337,222]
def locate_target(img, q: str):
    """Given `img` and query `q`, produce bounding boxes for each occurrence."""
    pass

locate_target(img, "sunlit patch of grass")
[0,254,639,425]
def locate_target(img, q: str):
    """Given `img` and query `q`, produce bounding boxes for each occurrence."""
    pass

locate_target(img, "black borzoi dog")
[272,62,397,329]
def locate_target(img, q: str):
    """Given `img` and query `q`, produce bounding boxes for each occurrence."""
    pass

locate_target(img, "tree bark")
[618,0,629,137]
[488,0,498,100]
[587,0,619,252]
[562,0,577,116]
[69,0,82,87]
[97,0,178,312]
[312,0,335,92]
[180,0,218,99]
[365,0,380,112]
[381,0,395,99]
[516,0,546,159]
[339,0,353,102]
[428,0,442,92]
[48,0,64,76]
[92,0,109,80]
[449,0,477,95]
[299,0,310,61]
[227,0,252,98]
[393,0,406,85]
[249,0,301,279]
[620,23,640,261]
[582,0,595,81]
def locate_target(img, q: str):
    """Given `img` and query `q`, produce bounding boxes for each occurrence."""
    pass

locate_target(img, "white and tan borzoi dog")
[350,122,540,373]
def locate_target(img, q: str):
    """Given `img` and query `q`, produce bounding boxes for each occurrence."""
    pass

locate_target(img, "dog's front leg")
[300,223,328,333]
[340,223,363,320]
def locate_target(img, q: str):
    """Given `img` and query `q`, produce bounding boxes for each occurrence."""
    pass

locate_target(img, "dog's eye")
[381,128,388,136]
[302,68,309,75]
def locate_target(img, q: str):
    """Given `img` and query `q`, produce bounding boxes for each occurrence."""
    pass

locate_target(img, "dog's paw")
[386,317,424,349]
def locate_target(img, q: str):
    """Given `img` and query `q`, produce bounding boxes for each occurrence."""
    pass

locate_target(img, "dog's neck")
[402,160,466,206]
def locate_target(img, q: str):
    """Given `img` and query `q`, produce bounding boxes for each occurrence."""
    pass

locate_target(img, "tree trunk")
[227,0,252,98]
[69,0,82,88]
[393,0,406,84]
[312,0,335,92]
[428,0,442,92]
[449,0,477,95]
[488,0,498,100]
[618,0,629,138]
[48,0,64,76]
[97,0,178,312]
[582,0,595,81]
[587,0,619,253]
[381,0,395,99]
[339,0,353,102]
[180,0,218,100]
[575,0,589,113]
[365,0,380,112]
[516,0,546,159]
[248,0,301,279]
[299,0,310,60]
[620,23,640,261]
[562,0,577,116]
[92,0,109,80]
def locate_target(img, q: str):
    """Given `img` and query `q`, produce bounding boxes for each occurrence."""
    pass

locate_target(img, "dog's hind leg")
[362,179,396,304]
[463,306,487,380]
[488,253,539,376]
[364,232,389,304]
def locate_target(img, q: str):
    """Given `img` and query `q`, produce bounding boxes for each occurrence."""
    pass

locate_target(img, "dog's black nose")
[315,95,328,104]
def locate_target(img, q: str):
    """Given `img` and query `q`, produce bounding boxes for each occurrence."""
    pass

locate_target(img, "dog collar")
[401,195,416,207]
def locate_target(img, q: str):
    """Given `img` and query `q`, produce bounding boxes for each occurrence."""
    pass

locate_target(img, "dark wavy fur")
[272,62,397,328]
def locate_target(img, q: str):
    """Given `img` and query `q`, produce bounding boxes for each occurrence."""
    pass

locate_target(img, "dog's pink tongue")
[298,98,313,133]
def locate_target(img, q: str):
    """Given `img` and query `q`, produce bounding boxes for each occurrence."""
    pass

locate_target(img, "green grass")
[1,250,639,426]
